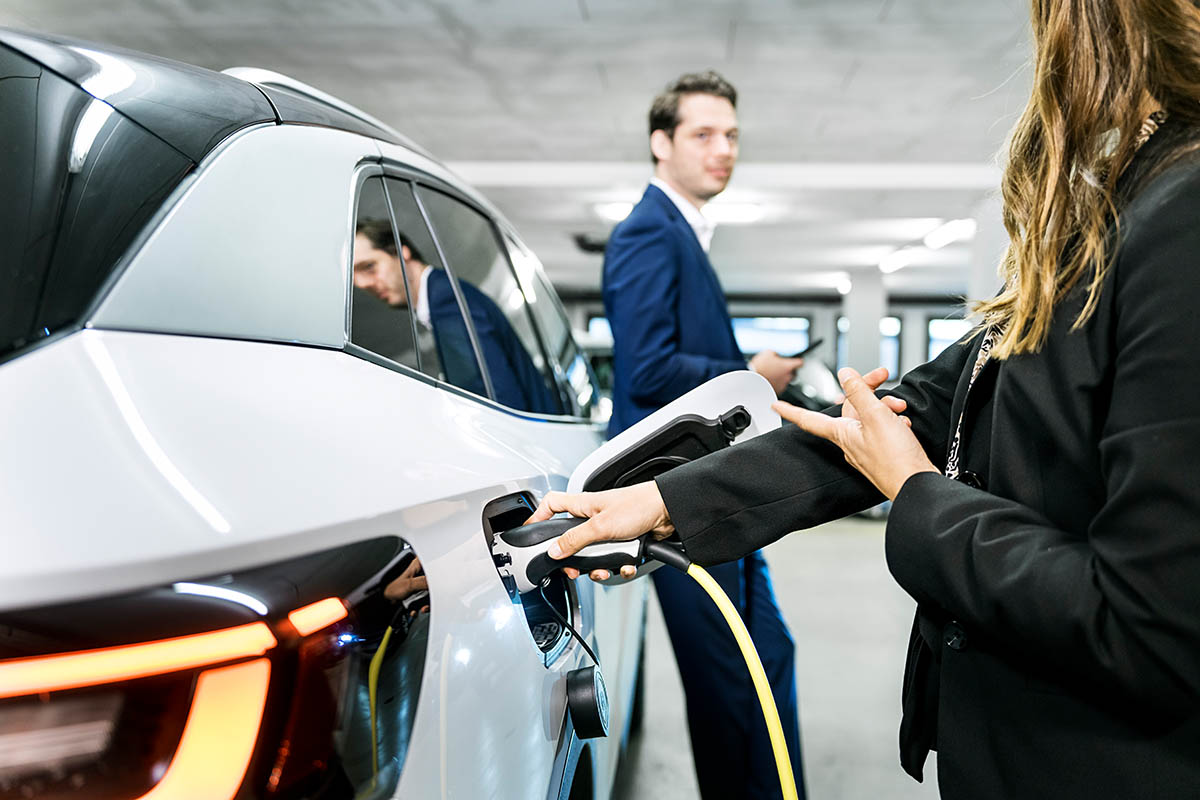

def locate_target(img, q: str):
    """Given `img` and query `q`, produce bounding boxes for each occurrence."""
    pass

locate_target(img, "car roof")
[0,27,424,162]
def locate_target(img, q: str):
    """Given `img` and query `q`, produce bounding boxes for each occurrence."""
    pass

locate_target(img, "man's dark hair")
[648,70,737,164]
[355,219,429,265]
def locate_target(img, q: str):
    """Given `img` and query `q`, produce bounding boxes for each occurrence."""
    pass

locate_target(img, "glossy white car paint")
[3,47,651,798]
[0,326,641,798]
[90,124,379,348]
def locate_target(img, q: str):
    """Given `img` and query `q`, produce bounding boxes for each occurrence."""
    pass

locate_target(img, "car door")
[358,157,613,798]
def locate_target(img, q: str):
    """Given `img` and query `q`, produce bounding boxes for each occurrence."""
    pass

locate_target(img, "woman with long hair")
[530,1,1200,795]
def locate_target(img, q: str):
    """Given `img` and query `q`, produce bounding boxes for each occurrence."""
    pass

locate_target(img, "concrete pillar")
[900,307,928,374]
[967,193,1008,317]
[842,270,886,373]
[808,305,837,368]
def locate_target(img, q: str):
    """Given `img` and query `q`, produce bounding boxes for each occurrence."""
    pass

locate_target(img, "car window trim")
[412,182,566,416]
[407,182,499,403]
[373,159,595,424]
[490,228,571,415]
[499,228,596,415]
[344,164,384,347]
[498,225,603,416]
[377,177,426,374]
[342,342,597,426]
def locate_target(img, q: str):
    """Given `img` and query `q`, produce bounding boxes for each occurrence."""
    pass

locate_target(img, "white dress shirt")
[650,177,716,253]
[415,264,433,328]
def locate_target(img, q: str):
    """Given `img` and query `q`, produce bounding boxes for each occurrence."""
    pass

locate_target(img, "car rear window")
[0,44,192,361]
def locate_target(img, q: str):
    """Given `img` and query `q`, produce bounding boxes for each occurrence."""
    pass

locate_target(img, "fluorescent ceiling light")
[879,247,920,274]
[923,218,978,250]
[594,202,633,222]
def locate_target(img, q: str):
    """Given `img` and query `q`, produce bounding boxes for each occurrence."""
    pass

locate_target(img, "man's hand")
[749,350,805,395]
[774,367,938,500]
[525,482,674,581]
[384,558,428,602]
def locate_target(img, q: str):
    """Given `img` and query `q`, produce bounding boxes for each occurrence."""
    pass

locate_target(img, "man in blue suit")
[353,221,558,415]
[603,71,807,799]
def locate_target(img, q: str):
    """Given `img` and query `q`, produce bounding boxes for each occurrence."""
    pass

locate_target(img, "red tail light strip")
[135,659,271,800]
[287,597,348,636]
[0,623,278,700]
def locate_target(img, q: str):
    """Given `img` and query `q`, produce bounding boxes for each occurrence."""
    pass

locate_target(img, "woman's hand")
[525,481,674,581]
[776,367,939,500]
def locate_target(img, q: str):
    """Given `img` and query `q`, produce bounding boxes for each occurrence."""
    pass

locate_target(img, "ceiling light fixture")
[836,276,853,295]
[922,218,978,250]
[879,247,921,274]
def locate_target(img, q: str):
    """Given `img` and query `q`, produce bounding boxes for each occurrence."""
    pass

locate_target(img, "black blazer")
[656,128,1200,798]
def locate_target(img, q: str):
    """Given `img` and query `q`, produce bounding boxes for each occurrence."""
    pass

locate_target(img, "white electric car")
[0,28,784,800]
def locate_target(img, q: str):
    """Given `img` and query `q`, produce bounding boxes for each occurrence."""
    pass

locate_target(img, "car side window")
[350,177,420,371]
[503,235,599,419]
[414,186,563,415]
[369,178,488,398]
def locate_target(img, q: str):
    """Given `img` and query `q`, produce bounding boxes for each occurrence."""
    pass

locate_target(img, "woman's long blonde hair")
[979,0,1200,358]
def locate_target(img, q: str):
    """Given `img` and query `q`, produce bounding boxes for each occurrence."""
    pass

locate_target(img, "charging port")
[482,491,575,663]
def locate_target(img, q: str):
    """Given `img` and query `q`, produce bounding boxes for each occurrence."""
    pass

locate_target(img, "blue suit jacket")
[604,184,746,436]
[426,268,559,415]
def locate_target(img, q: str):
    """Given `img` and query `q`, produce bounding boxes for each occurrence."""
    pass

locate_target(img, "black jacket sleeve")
[886,164,1200,715]
[656,328,980,565]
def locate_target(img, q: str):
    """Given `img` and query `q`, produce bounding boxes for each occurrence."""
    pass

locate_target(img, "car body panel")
[89,124,378,348]
[0,28,276,161]
[84,121,584,422]
[0,329,599,609]
[2,30,648,799]
[0,327,614,797]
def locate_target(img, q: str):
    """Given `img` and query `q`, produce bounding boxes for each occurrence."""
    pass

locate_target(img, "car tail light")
[0,537,426,800]
[0,601,344,800]
[0,623,277,699]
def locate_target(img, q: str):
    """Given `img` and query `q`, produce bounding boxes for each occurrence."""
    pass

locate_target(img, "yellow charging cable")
[638,536,798,800]
[685,563,798,800]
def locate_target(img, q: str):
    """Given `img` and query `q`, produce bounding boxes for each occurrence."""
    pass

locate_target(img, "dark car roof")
[0,27,407,162]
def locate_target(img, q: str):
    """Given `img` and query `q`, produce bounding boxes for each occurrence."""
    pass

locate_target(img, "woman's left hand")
[774,367,940,500]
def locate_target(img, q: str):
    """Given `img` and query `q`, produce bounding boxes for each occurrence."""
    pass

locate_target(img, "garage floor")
[611,516,941,800]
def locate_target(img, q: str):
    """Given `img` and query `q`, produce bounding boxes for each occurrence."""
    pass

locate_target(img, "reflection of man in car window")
[353,221,558,415]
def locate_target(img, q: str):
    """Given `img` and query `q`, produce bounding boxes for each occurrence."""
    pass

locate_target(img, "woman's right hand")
[529,365,901,582]
[525,481,674,581]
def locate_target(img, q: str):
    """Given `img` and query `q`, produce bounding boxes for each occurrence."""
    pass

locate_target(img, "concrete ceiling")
[0,0,1034,298]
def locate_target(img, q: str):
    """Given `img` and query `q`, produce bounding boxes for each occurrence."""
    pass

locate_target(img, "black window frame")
[343,161,592,423]
[498,228,601,419]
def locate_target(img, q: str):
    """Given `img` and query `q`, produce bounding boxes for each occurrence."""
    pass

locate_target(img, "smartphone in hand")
[785,338,824,360]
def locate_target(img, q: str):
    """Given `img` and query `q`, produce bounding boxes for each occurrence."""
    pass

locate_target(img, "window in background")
[587,316,612,340]
[730,317,810,357]
[415,185,563,415]
[928,317,973,361]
